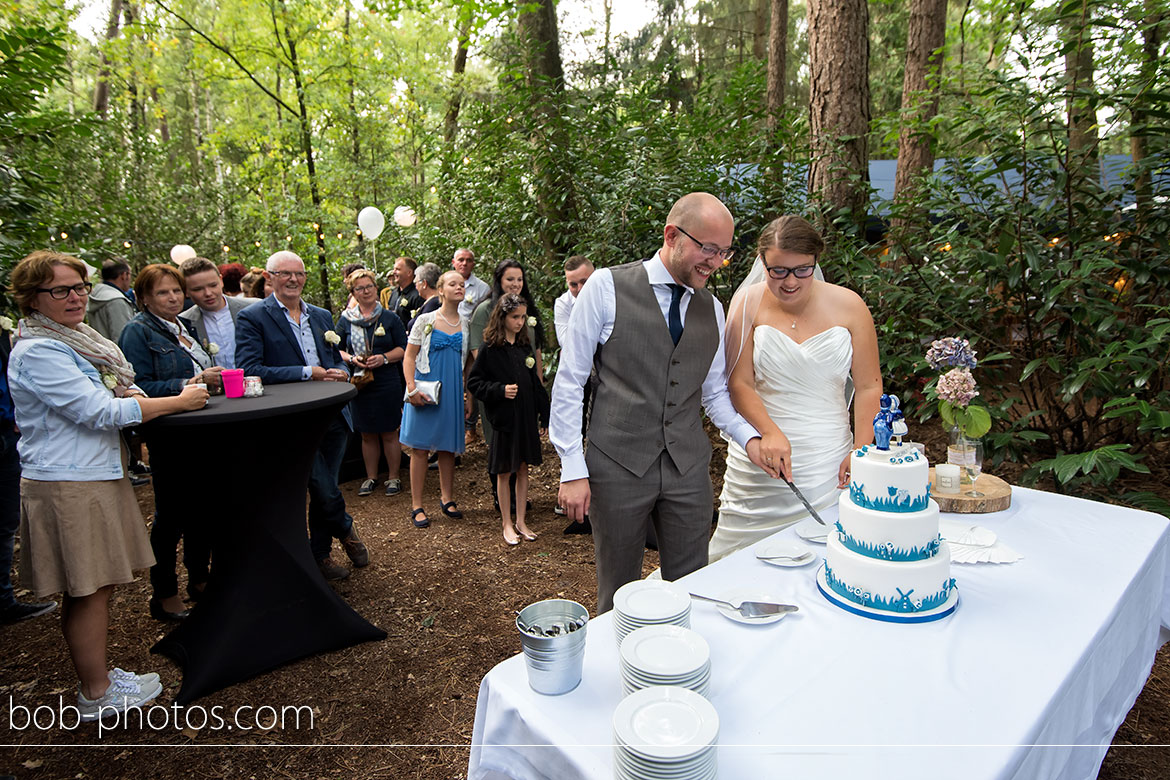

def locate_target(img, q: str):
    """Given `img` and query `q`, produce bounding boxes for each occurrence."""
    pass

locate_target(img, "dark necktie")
[668,284,685,346]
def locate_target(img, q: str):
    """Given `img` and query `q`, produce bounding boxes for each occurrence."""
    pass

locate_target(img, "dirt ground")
[1,425,1168,779]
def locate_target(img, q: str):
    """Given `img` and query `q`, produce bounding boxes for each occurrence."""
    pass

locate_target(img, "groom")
[551,192,768,612]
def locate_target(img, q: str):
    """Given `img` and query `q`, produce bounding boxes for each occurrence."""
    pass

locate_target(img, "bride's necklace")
[437,310,460,329]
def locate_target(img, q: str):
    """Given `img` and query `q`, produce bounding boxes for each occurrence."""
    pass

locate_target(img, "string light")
[318,233,325,240]
[463,156,470,164]
[430,186,437,194]
[312,223,319,230]
[337,232,343,239]
[123,241,132,248]
[60,232,68,239]
[286,236,292,242]
[222,245,230,253]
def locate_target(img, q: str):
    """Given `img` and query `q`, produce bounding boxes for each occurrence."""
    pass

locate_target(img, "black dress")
[467,340,550,475]
[336,308,409,433]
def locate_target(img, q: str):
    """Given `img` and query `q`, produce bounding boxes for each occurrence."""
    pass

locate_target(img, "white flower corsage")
[101,371,118,390]
[527,315,537,328]
[204,341,220,356]
[398,299,408,308]
[410,309,419,319]
[0,315,13,332]
[423,323,433,335]
[525,356,535,369]
[465,294,475,306]
[374,325,386,337]
[323,330,341,345]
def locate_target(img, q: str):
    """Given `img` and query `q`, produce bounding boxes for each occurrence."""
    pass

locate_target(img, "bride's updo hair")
[757,215,824,260]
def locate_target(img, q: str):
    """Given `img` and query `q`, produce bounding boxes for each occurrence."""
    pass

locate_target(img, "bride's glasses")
[761,261,816,280]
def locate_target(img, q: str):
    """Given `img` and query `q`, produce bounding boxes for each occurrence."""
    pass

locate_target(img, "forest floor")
[1,423,1168,779]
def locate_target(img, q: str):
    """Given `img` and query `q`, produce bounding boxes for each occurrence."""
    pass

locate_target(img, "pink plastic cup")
[222,369,245,398]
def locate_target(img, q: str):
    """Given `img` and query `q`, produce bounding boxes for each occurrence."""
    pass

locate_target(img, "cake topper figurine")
[889,395,908,446]
[873,395,893,450]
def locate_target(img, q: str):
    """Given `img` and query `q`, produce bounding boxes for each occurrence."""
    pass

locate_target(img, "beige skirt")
[18,477,155,598]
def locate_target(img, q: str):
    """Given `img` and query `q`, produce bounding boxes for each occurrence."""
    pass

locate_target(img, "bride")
[709,215,882,562]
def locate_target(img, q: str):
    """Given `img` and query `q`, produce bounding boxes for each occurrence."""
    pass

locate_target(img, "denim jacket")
[8,339,144,481]
[119,311,202,397]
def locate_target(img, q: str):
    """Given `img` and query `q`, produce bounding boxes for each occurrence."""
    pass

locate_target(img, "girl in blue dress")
[400,271,468,528]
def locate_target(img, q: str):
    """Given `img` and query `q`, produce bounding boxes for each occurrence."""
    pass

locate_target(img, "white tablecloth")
[469,487,1170,780]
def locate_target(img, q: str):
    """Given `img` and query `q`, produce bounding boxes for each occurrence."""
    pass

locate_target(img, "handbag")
[351,369,375,390]
[406,379,441,405]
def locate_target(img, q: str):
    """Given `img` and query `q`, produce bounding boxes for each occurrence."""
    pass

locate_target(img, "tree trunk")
[517,0,579,267]
[891,0,947,235]
[1131,2,1164,231]
[93,0,123,115]
[279,0,331,311]
[765,0,788,132]
[807,0,871,226]
[1064,1,1097,165]
[443,18,471,145]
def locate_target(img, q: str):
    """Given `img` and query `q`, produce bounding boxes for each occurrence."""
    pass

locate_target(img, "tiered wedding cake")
[820,403,958,621]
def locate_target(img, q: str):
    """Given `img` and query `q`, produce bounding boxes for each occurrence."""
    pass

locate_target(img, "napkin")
[938,517,1021,564]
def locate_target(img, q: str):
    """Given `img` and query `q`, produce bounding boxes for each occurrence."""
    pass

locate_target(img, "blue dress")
[400,329,466,454]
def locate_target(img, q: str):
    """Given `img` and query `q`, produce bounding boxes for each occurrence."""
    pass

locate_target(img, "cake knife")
[784,478,827,526]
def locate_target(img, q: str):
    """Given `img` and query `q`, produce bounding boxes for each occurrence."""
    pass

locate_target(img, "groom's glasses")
[674,226,736,261]
[761,262,816,280]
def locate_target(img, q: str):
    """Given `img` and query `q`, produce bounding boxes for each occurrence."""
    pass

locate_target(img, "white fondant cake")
[824,443,956,614]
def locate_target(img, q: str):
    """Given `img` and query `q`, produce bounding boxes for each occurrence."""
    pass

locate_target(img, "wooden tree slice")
[928,468,1012,513]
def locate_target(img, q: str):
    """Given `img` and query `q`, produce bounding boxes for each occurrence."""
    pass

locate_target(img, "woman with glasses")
[336,269,408,498]
[709,215,882,561]
[7,251,207,720]
[118,264,223,622]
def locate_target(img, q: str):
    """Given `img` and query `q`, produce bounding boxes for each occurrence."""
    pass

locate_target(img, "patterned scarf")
[340,302,384,356]
[15,311,138,395]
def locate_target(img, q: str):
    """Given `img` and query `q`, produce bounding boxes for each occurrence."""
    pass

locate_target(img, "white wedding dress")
[709,324,855,562]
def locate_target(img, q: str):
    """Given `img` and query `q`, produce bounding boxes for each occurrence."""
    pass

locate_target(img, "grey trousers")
[587,445,712,613]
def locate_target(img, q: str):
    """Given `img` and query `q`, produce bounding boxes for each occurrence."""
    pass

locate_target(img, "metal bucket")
[516,599,589,695]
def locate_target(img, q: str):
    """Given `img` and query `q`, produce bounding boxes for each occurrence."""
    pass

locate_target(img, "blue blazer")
[235,295,353,428]
[119,311,203,397]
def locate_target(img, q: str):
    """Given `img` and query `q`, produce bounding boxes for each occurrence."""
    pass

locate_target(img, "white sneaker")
[109,667,161,687]
[77,677,163,722]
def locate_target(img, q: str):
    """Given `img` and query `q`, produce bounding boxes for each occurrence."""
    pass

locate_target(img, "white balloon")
[357,207,385,240]
[393,205,417,228]
[170,244,197,264]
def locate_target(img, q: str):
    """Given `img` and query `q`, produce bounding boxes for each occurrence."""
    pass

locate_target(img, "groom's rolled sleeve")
[550,269,614,483]
[701,296,760,449]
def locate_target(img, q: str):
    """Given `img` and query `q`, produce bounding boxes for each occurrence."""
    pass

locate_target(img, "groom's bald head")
[666,192,733,232]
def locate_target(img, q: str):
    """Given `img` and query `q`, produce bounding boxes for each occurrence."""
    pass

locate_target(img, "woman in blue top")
[118,264,224,621]
[8,250,206,721]
[400,271,468,529]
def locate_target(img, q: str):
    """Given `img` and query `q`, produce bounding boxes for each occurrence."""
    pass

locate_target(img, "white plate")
[793,517,829,543]
[612,686,719,761]
[756,541,816,567]
[620,625,710,676]
[615,745,717,777]
[614,580,692,622]
[712,587,793,625]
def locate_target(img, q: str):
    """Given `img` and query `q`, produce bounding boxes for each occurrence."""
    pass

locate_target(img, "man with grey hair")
[235,251,369,581]
[452,248,490,321]
[551,192,769,612]
[406,262,442,333]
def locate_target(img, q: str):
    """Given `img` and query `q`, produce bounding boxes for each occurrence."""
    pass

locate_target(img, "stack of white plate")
[613,580,691,647]
[612,686,719,779]
[620,625,711,697]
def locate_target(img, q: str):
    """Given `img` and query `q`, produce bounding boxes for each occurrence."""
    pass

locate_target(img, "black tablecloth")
[145,381,386,704]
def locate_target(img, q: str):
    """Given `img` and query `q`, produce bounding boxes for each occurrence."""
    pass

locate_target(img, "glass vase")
[946,427,984,490]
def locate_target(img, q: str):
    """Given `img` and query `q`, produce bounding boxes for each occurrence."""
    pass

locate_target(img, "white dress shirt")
[550,253,759,482]
[458,273,492,320]
[553,288,575,346]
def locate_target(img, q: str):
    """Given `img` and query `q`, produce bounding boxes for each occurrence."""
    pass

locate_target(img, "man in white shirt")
[550,192,770,612]
[178,257,258,370]
[553,255,594,346]
[453,247,491,321]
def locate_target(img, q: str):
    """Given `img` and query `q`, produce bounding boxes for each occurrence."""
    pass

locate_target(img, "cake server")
[785,478,827,526]
[688,593,799,618]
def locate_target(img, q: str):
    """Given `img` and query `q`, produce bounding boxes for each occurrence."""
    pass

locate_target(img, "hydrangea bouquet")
[925,337,991,439]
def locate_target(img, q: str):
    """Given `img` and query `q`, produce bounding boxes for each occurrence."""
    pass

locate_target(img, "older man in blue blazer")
[235,251,369,581]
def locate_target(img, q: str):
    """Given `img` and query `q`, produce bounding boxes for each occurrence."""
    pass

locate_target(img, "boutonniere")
[465,294,475,306]
[525,356,535,369]
[398,299,408,308]
[527,315,537,328]
[373,324,386,337]
[0,315,13,332]
[203,339,220,356]
[323,330,341,345]
[101,371,118,390]
[423,323,433,336]
[410,309,419,319]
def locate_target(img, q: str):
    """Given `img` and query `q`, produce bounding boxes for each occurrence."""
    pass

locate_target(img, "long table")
[469,487,1170,780]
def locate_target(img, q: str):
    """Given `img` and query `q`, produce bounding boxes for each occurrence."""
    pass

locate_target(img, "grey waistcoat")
[587,261,719,478]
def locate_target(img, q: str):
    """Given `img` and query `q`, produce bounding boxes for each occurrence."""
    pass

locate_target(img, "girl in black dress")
[467,294,550,546]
